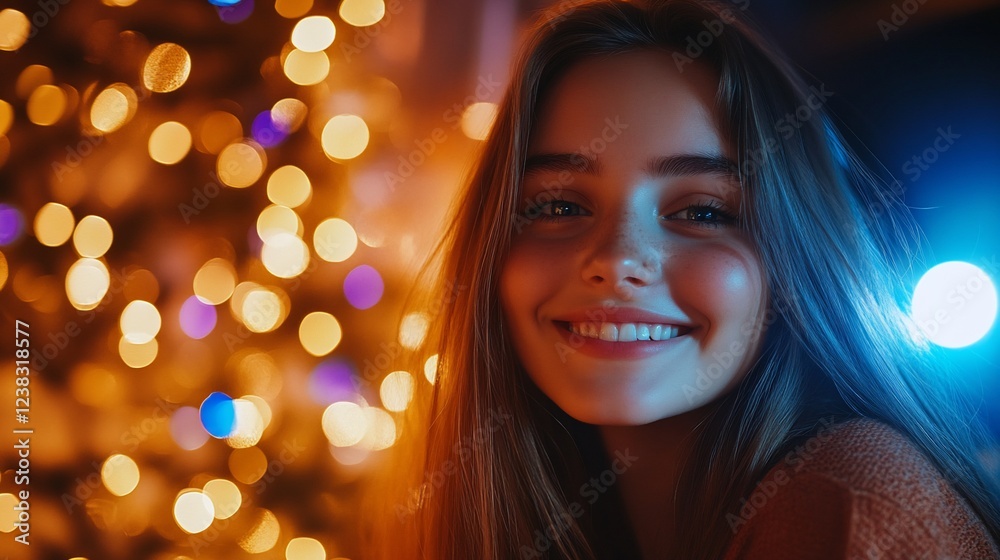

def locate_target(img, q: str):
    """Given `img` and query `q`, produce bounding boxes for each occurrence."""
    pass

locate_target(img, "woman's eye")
[663,202,738,228]
[525,200,588,221]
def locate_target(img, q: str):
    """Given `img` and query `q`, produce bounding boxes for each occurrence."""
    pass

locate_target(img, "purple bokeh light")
[0,204,24,246]
[343,264,384,310]
[251,110,288,148]
[180,295,218,339]
[217,0,253,24]
[308,359,360,405]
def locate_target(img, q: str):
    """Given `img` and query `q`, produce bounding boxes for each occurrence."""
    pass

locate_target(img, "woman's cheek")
[669,241,765,336]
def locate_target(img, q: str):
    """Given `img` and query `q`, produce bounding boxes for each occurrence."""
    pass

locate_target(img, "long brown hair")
[364,1,1000,558]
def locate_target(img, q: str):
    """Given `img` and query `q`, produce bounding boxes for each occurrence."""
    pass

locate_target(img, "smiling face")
[499,50,769,426]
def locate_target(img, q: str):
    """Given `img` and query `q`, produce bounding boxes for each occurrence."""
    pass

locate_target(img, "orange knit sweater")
[723,418,1000,559]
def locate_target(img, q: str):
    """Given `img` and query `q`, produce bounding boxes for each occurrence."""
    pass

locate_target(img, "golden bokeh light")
[197,111,243,154]
[380,370,414,412]
[0,9,29,51]
[90,83,138,133]
[118,336,158,368]
[267,165,312,208]
[148,121,192,164]
[461,101,498,141]
[399,311,429,350]
[313,217,358,263]
[66,258,110,310]
[241,287,284,333]
[256,204,303,242]
[15,64,53,99]
[239,508,280,553]
[34,202,75,247]
[243,395,273,429]
[291,16,336,52]
[0,250,7,292]
[0,99,13,137]
[193,258,237,305]
[285,537,326,560]
[72,214,114,258]
[321,114,369,160]
[143,43,191,93]
[120,300,162,344]
[358,406,397,451]
[261,232,310,279]
[203,478,242,520]
[283,49,330,86]
[27,84,68,126]
[101,454,140,497]
[103,0,140,5]
[0,493,19,532]
[275,0,313,19]
[173,489,215,534]
[298,311,343,356]
[339,0,386,27]
[217,140,266,188]
[321,401,367,447]
[271,98,308,133]
[226,398,265,449]
[229,447,268,484]
[424,354,438,384]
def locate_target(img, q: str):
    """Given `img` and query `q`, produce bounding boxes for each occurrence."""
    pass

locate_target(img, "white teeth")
[568,322,686,342]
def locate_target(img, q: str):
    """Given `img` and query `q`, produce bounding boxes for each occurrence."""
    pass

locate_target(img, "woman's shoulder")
[723,417,1000,560]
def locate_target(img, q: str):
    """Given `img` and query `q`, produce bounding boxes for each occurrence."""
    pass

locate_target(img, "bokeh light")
[0,204,24,246]
[267,165,312,208]
[424,354,439,384]
[171,406,211,451]
[101,454,140,497]
[66,258,110,310]
[340,0,387,27]
[321,114,369,160]
[0,99,13,136]
[0,9,30,51]
[203,478,242,520]
[322,401,367,446]
[173,490,216,534]
[299,311,343,356]
[218,140,266,188]
[180,295,218,339]
[261,232,310,278]
[286,537,326,560]
[90,83,137,133]
[143,43,192,93]
[26,84,67,126]
[283,49,330,86]
[120,300,162,344]
[149,121,193,164]
[343,264,383,309]
[200,391,236,438]
[72,214,113,258]
[308,359,359,404]
[291,16,336,52]
[314,218,358,262]
[911,261,998,348]
[194,258,237,305]
[380,370,414,412]
[34,202,75,247]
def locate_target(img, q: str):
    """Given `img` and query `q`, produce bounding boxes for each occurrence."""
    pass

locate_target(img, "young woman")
[365,1,1000,558]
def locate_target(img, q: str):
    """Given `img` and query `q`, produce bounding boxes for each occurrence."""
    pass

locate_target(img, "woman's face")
[499,50,769,425]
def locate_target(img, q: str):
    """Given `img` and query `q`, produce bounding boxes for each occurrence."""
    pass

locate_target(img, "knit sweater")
[723,418,1000,560]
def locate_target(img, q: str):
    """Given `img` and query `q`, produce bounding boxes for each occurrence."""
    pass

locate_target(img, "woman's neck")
[597,404,717,560]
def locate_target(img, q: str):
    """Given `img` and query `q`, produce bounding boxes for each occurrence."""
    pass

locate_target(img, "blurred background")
[0,0,997,558]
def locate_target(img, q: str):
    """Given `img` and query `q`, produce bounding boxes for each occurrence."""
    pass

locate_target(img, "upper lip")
[553,306,695,327]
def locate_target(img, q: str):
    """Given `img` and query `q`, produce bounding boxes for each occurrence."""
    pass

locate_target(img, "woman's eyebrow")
[522,152,739,181]
[645,153,739,179]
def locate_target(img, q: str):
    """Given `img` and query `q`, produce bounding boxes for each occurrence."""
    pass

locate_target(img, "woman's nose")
[580,211,662,294]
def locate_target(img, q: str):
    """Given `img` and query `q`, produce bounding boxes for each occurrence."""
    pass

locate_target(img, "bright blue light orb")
[199,391,236,438]
[910,261,998,348]
[207,0,242,6]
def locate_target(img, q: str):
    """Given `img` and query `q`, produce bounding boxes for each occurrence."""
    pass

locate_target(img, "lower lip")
[553,321,692,360]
